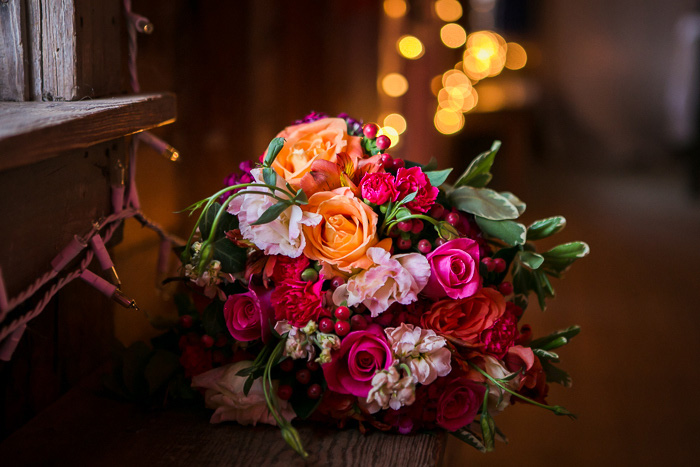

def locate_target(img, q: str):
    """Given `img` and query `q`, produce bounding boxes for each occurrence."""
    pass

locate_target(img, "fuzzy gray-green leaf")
[450,186,521,220]
[527,216,566,240]
[475,217,526,246]
[454,140,501,188]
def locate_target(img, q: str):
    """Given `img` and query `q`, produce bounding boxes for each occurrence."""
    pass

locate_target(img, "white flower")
[364,365,416,414]
[313,332,341,364]
[184,250,227,300]
[333,248,430,317]
[274,320,315,360]
[191,361,296,426]
[227,168,321,257]
[481,355,520,414]
[385,323,452,385]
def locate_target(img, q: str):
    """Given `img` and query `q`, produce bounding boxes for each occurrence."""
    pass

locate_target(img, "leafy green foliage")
[251,200,290,226]
[518,251,544,270]
[451,428,487,453]
[425,168,452,187]
[263,137,285,167]
[541,242,590,277]
[454,140,501,188]
[212,237,246,273]
[499,191,526,216]
[450,186,521,220]
[527,216,566,241]
[475,217,527,246]
[541,359,573,388]
[263,167,277,186]
[480,388,495,451]
[361,137,381,155]
[529,325,581,350]
[200,202,238,239]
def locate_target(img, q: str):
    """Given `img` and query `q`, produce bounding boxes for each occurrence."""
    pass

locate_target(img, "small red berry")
[493,258,506,274]
[278,384,293,400]
[380,153,393,169]
[417,239,432,253]
[388,226,399,238]
[445,212,460,226]
[201,335,214,348]
[397,237,412,250]
[296,369,312,385]
[435,237,447,247]
[179,315,193,329]
[363,123,379,139]
[319,317,335,333]
[375,135,391,150]
[398,220,412,232]
[429,203,445,219]
[411,219,424,234]
[498,281,514,295]
[334,306,351,321]
[279,358,295,372]
[482,257,495,272]
[350,314,368,330]
[335,320,351,337]
[391,158,405,170]
[307,383,322,399]
[306,360,320,372]
[330,276,345,289]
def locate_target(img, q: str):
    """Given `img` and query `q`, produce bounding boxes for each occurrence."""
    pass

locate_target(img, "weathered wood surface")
[0,371,446,466]
[0,0,29,101]
[0,93,176,171]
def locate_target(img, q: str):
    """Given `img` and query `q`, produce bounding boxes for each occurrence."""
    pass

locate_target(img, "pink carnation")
[480,309,518,359]
[271,279,324,328]
[270,254,310,283]
[360,172,398,205]
[395,167,438,213]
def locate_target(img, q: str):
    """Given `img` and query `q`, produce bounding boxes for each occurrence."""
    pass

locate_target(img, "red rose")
[271,278,324,327]
[223,286,274,342]
[421,288,506,347]
[435,376,486,431]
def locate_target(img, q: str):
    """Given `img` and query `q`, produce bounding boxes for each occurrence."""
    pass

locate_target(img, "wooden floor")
[443,163,700,465]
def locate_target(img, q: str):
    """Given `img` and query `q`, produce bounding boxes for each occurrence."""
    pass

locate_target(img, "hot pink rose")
[322,324,394,397]
[271,278,324,328]
[223,286,274,342]
[395,167,438,213]
[423,238,481,300]
[360,172,398,205]
[435,376,486,431]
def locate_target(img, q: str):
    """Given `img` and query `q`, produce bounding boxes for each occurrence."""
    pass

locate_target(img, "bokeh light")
[434,0,463,22]
[383,113,407,135]
[440,23,467,48]
[381,73,409,97]
[434,107,465,134]
[505,42,527,70]
[462,31,506,80]
[397,35,425,59]
[384,0,407,18]
[378,126,400,147]
[430,75,443,96]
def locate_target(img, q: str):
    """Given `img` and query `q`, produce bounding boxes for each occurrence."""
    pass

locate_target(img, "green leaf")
[212,237,247,274]
[202,300,226,337]
[454,140,501,188]
[451,428,487,453]
[243,375,255,396]
[529,325,581,350]
[541,241,590,275]
[263,137,285,167]
[425,168,452,187]
[500,192,526,216]
[532,348,560,362]
[361,137,380,156]
[394,206,412,220]
[263,167,277,186]
[251,200,290,226]
[540,359,573,388]
[293,188,308,205]
[475,217,526,246]
[200,202,238,239]
[435,221,460,240]
[480,388,495,451]
[450,186,521,220]
[519,251,544,270]
[399,191,418,205]
[423,157,439,171]
[527,216,566,241]
[144,350,180,395]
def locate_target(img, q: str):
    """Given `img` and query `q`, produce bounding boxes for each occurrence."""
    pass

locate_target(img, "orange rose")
[270,118,363,187]
[420,288,506,347]
[302,188,391,273]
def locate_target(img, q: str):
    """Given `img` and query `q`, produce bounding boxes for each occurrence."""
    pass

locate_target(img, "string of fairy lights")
[377,0,530,143]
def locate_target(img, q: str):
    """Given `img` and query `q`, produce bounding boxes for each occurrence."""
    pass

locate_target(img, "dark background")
[112,1,700,465]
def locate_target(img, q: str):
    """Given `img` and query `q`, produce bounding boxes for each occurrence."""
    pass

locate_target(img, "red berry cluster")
[363,123,392,152]
[276,358,323,401]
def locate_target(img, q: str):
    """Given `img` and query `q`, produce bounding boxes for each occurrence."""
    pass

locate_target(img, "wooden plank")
[0,92,176,171]
[0,370,446,466]
[0,0,29,100]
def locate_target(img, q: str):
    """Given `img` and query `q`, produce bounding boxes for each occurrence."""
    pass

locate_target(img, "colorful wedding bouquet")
[168,113,588,457]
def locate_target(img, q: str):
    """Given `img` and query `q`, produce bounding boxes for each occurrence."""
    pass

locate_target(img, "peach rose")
[420,288,506,347]
[270,118,363,187]
[302,188,392,273]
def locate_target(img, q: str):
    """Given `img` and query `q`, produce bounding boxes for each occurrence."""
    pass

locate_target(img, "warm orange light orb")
[383,113,407,135]
[381,73,409,97]
[434,107,465,134]
[384,0,407,18]
[434,0,463,22]
[397,35,425,59]
[440,23,467,48]
[505,42,528,70]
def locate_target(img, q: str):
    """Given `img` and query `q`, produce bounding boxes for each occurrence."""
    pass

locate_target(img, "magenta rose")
[395,167,438,213]
[422,237,481,300]
[322,324,394,397]
[436,376,486,431]
[360,172,398,205]
[271,278,324,328]
[223,286,273,342]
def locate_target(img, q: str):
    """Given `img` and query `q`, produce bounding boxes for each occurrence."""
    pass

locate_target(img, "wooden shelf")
[0,369,446,466]
[0,93,176,172]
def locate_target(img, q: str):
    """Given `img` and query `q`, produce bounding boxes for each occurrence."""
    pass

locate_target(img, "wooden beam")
[0,93,176,171]
[0,0,29,101]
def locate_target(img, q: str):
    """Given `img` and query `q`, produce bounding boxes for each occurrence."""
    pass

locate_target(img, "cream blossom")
[385,323,452,385]
[227,168,321,258]
[274,320,316,360]
[332,247,430,317]
[191,360,296,426]
[482,355,520,414]
[363,365,416,414]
